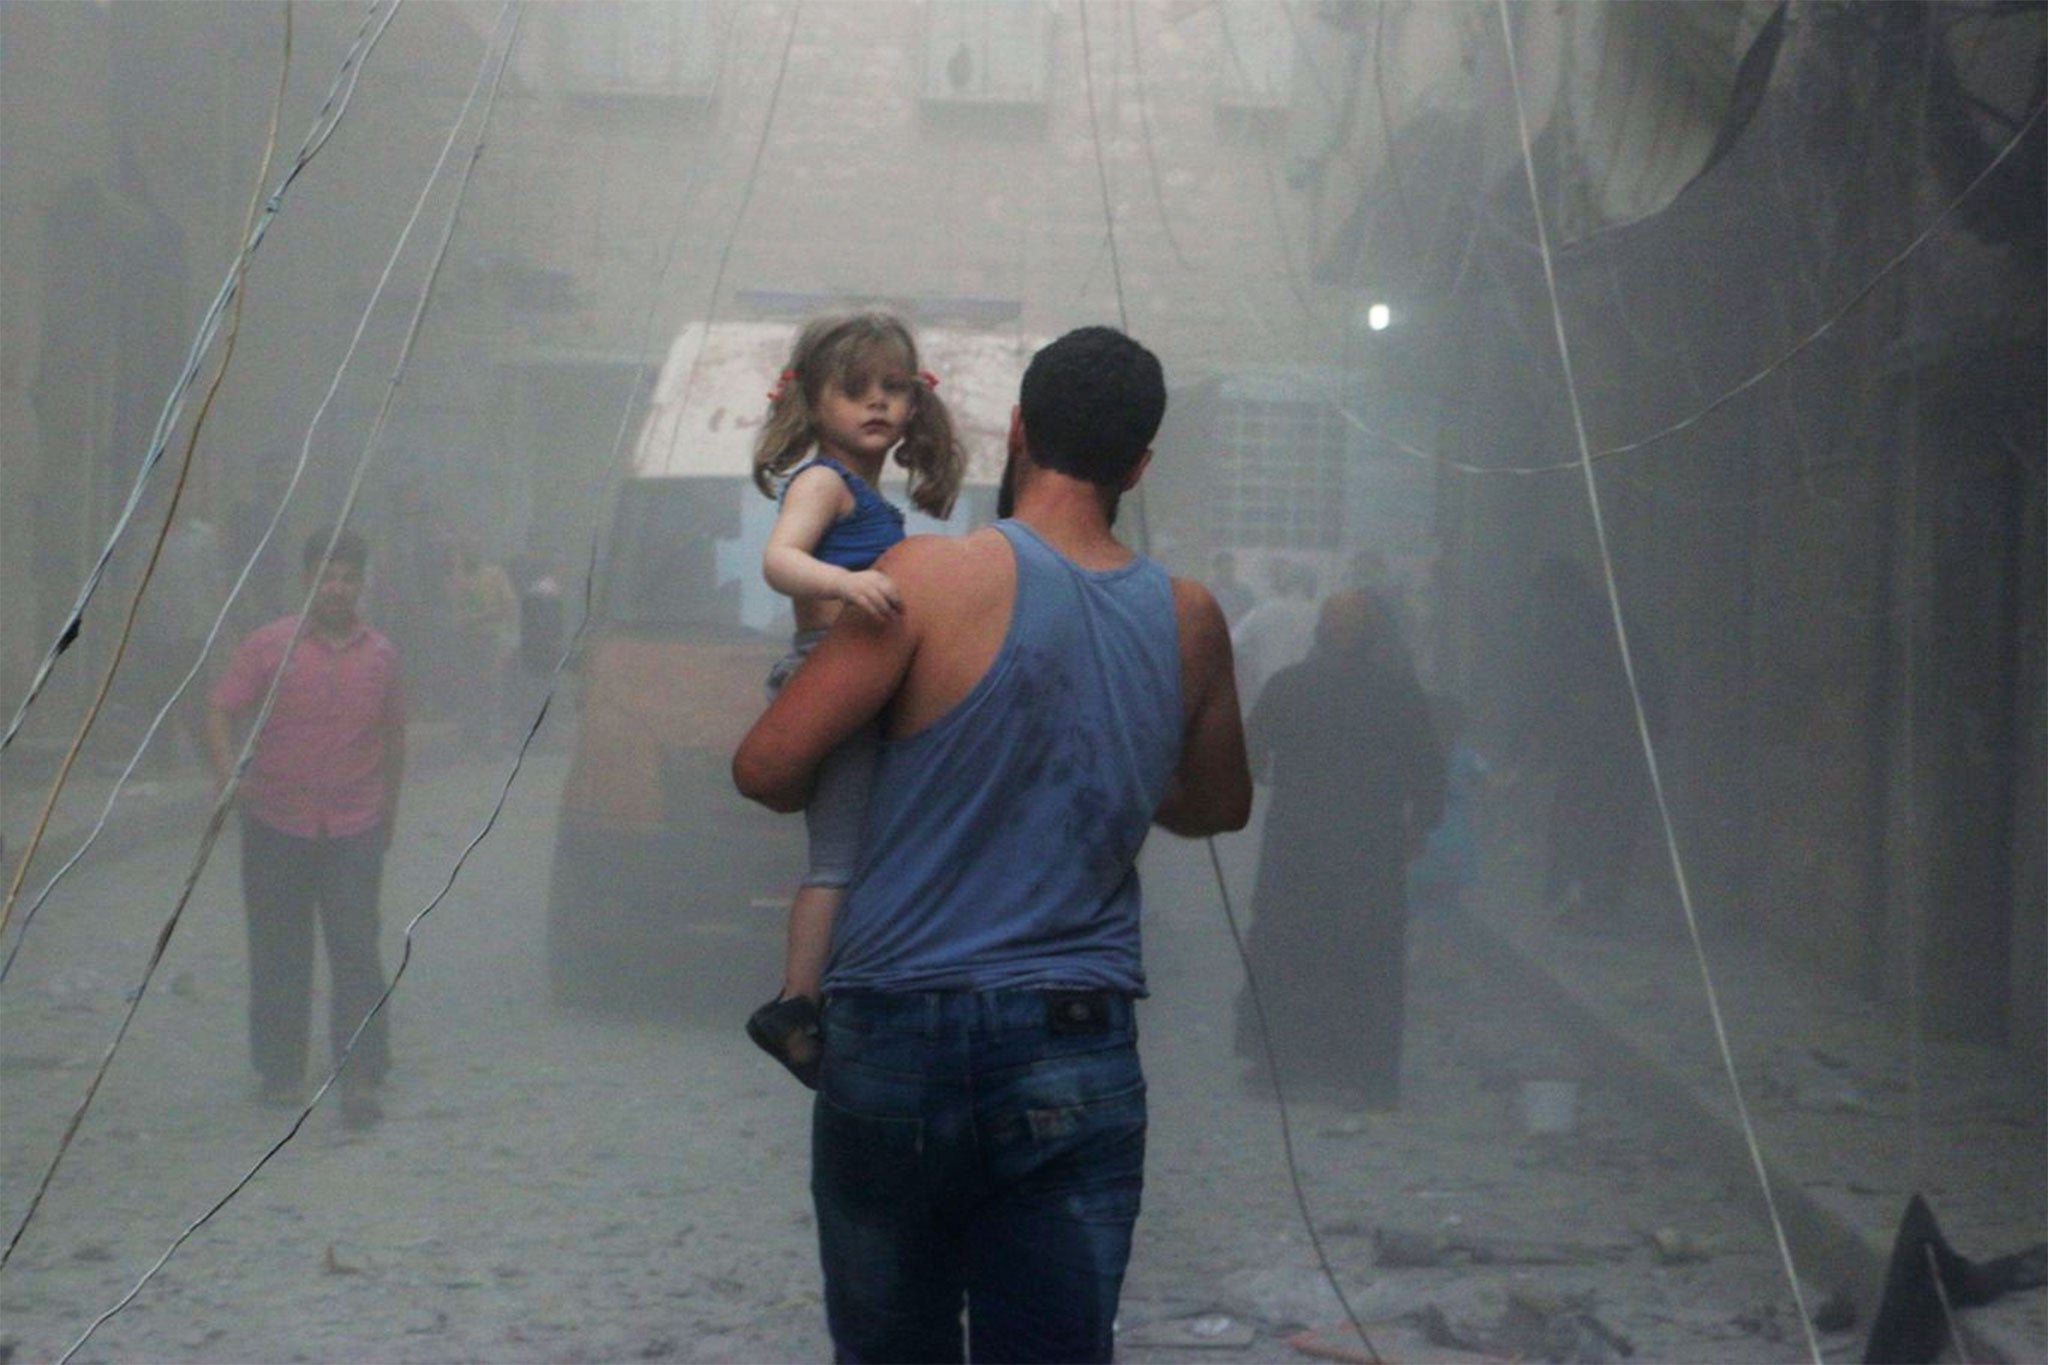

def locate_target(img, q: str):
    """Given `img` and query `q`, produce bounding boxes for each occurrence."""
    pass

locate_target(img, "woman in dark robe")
[1234,590,1445,1110]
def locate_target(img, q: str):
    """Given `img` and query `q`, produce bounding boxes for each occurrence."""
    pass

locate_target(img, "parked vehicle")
[544,320,1022,1011]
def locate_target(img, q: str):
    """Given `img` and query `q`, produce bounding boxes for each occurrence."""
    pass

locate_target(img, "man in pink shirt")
[208,529,406,1130]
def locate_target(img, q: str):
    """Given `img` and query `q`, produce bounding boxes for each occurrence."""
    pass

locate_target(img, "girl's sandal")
[745,994,822,1090]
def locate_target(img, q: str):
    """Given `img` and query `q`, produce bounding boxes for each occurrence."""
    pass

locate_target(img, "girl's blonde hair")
[750,311,966,519]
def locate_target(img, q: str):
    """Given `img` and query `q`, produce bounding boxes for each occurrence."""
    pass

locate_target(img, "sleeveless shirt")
[787,455,905,572]
[825,520,1182,994]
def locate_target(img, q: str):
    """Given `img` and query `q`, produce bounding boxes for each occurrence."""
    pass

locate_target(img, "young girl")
[743,312,965,1087]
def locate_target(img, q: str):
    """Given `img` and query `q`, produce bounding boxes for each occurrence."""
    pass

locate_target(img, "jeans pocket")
[985,1050,1147,1225]
[812,1089,938,1287]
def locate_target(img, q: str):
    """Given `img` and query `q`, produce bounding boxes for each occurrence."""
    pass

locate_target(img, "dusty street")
[4,737,1869,1362]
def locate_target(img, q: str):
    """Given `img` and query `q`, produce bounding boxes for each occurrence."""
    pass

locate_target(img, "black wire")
[1076,0,1147,560]
[655,0,805,475]
[1205,838,1386,1365]
[1077,0,1131,329]
[0,0,404,755]
[50,7,759,1346]
[1123,2,1194,271]
[1082,2,1380,1357]
[1321,94,2048,480]
[12,1,524,1312]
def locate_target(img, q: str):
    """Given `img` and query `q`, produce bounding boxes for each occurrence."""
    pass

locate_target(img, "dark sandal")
[746,994,822,1090]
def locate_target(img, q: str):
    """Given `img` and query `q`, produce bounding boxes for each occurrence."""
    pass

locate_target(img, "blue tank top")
[787,455,905,571]
[825,520,1182,994]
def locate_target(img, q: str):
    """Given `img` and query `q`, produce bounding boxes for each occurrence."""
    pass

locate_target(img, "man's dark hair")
[303,527,368,575]
[1018,326,1166,487]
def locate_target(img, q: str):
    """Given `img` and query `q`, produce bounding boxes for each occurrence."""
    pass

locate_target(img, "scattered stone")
[1500,1288,1636,1362]
[1811,1286,1857,1334]
[1118,1313,1257,1349]
[322,1245,365,1276]
[1647,1226,1710,1265]
[1315,1217,1372,1238]
[1219,1265,1349,1328]
[1375,1224,1634,1268]
[1732,1300,1786,1342]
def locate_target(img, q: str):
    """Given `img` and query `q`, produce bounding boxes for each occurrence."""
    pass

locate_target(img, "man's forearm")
[733,720,816,814]
[1154,772,1250,837]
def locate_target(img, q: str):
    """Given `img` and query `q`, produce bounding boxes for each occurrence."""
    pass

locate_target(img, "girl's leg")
[783,883,842,1003]
[751,884,841,1082]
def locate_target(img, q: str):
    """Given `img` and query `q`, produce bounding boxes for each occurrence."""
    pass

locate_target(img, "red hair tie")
[918,370,940,391]
[766,368,797,403]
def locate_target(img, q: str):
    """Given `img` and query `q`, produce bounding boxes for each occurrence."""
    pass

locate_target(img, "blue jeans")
[812,990,1147,1364]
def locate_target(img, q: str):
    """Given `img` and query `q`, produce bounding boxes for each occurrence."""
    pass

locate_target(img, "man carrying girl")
[735,325,1250,1363]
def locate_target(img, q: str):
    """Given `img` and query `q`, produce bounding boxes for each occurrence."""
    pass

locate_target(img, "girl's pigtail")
[897,375,967,519]
[752,366,813,500]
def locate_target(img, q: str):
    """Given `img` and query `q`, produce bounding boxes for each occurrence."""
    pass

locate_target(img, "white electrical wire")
[1493,4,1824,1360]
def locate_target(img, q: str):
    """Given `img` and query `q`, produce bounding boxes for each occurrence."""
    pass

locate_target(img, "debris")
[1118,1313,1258,1349]
[1283,1325,1377,1364]
[1317,1217,1373,1238]
[1500,1289,1635,1362]
[1863,1192,2048,1364]
[323,1244,365,1276]
[1406,1302,1496,1355]
[1374,1224,1634,1268]
[40,969,113,1011]
[1732,1301,1786,1342]
[1287,1315,1505,1364]
[1811,1287,1857,1335]
[1647,1227,1711,1265]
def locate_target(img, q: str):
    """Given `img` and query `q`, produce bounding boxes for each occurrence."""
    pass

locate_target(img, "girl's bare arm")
[762,466,901,619]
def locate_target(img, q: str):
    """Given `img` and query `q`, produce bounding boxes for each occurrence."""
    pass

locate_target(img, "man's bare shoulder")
[876,527,1010,586]
[1169,575,1231,645]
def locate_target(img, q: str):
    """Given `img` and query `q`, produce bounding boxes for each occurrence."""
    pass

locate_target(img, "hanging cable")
[55,5,754,1347]
[1211,2,1328,329]
[1121,2,1194,272]
[1077,0,1150,568]
[0,0,402,756]
[7,0,757,991]
[0,4,294,958]
[1081,2,1382,1358]
[1493,4,1824,1360]
[1258,93,2048,482]
[5,2,523,1285]
[655,0,804,478]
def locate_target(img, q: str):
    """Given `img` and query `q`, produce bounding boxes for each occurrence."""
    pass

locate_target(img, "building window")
[1216,0,1293,111]
[562,2,721,99]
[923,0,1052,105]
[1217,397,1345,551]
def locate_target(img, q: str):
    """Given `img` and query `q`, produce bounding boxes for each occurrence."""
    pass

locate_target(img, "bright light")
[1367,302,1392,331]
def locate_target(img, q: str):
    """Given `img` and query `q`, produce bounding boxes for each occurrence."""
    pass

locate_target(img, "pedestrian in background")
[207,528,405,1130]
[1209,549,1257,629]
[1235,590,1443,1111]
[1505,556,1661,930]
[1407,692,1490,919]
[1230,556,1318,713]
[449,536,518,746]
